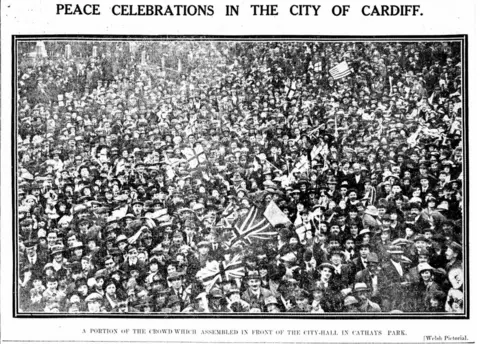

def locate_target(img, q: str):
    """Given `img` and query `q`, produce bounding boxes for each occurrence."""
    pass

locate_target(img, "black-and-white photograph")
[13,37,467,316]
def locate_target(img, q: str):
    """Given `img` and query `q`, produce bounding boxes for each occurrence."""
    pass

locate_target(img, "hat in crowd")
[208,288,224,298]
[418,248,429,256]
[319,262,335,272]
[85,292,103,303]
[414,235,429,243]
[353,282,370,293]
[329,249,346,259]
[227,288,240,296]
[387,245,404,254]
[24,239,38,248]
[197,241,210,248]
[344,295,359,306]
[265,296,279,306]
[296,289,311,301]
[448,241,462,254]
[69,241,83,250]
[364,206,379,216]
[358,228,371,236]
[43,263,55,271]
[167,294,181,306]
[50,246,65,256]
[94,270,106,280]
[418,263,434,273]
[115,235,128,244]
[367,252,379,263]
[167,271,185,281]
[245,270,262,280]
[280,252,298,264]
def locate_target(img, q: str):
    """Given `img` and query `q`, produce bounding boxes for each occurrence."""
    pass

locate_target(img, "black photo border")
[11,34,469,320]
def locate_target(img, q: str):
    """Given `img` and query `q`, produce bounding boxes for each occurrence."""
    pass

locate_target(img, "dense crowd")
[16,41,465,314]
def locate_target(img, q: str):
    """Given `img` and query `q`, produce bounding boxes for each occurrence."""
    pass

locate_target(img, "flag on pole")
[264,200,292,227]
[36,41,48,58]
[227,206,277,247]
[65,44,72,59]
[115,158,127,176]
[329,61,352,80]
[181,144,207,169]
[334,115,339,138]
[252,156,262,172]
[284,79,297,99]
[292,155,310,174]
[295,222,311,243]
[220,202,239,228]
[310,144,324,160]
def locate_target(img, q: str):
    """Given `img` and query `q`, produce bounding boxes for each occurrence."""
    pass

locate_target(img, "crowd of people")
[16,40,465,314]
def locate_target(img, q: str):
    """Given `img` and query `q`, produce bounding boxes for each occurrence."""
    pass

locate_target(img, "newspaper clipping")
[1,0,477,344]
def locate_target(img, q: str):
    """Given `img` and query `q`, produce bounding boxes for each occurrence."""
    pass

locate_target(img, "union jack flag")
[195,255,245,292]
[181,144,207,169]
[227,206,277,248]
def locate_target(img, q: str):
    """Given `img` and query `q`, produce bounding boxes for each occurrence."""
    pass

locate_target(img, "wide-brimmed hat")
[387,245,404,254]
[418,263,434,273]
[353,282,370,293]
[364,205,379,216]
[85,292,103,303]
[318,262,335,272]
[448,241,462,254]
[167,271,185,281]
[344,295,359,306]
[329,249,346,259]
[50,246,65,256]
[208,288,224,298]
[265,296,279,306]
[244,270,262,280]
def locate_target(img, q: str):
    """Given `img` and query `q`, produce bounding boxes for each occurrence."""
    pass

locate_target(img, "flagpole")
[334,113,339,140]
[261,156,280,172]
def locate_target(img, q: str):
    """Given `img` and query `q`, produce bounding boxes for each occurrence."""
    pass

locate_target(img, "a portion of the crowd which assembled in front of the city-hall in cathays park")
[16,40,464,313]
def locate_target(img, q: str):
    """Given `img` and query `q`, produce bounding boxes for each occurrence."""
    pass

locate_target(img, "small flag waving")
[310,143,329,160]
[295,222,312,243]
[106,205,129,222]
[407,127,422,147]
[292,155,310,174]
[181,144,207,169]
[284,79,297,100]
[228,206,277,247]
[195,255,245,292]
[310,145,322,160]
[329,61,352,80]
[264,200,292,227]
[220,202,239,228]
[145,208,169,221]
